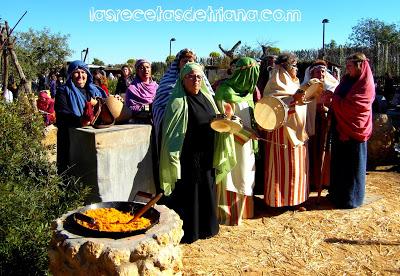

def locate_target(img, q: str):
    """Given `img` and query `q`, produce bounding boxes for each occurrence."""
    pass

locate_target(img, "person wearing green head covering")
[159,62,236,243]
[215,57,260,226]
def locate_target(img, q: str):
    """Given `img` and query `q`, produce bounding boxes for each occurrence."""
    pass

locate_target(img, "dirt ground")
[180,166,400,275]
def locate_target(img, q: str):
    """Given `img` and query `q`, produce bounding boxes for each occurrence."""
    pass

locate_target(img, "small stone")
[81,241,104,262]
[154,233,170,245]
[101,248,130,272]
[117,263,139,276]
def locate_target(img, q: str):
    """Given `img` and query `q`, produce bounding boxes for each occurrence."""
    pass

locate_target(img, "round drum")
[210,114,243,134]
[254,96,288,131]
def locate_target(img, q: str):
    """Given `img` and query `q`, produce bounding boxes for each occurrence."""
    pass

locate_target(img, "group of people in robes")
[54,49,375,244]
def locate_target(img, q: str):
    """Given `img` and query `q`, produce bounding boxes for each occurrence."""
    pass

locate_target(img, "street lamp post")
[81,48,89,62]
[322,19,330,58]
[169,38,176,57]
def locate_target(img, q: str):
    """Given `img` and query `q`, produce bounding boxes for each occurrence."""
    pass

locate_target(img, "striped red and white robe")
[262,65,310,207]
[263,126,309,207]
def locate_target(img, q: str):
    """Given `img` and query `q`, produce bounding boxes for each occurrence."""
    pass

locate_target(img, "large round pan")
[64,201,160,239]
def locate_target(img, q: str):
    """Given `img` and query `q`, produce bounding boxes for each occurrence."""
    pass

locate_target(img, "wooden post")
[1,21,36,110]
[5,22,31,95]
[9,45,31,95]
[1,24,9,94]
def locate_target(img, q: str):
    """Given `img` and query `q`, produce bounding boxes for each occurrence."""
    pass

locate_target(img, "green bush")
[107,79,118,95]
[0,96,91,275]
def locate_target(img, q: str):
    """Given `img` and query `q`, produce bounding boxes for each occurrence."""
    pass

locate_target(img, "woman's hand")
[90,98,98,106]
[293,90,306,105]
[223,102,234,119]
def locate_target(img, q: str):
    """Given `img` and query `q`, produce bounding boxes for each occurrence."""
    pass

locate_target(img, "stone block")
[69,124,156,203]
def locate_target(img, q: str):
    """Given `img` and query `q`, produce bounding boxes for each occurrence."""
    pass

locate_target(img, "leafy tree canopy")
[348,18,400,47]
[209,51,221,58]
[92,58,105,66]
[126,58,136,66]
[14,28,72,80]
[165,55,175,64]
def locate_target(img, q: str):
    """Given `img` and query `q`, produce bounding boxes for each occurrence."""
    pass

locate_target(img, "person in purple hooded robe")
[125,59,159,123]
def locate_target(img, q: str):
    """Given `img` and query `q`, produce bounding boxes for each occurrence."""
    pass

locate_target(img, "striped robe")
[217,102,255,225]
[152,61,180,152]
[262,64,310,208]
[263,126,309,207]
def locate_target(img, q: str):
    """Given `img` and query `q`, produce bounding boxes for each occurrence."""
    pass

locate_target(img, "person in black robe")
[159,63,222,243]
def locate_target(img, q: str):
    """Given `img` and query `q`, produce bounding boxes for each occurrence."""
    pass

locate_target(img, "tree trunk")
[1,25,9,94]
[3,21,36,110]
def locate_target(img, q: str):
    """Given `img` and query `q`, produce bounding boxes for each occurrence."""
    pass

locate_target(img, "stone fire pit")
[49,204,184,275]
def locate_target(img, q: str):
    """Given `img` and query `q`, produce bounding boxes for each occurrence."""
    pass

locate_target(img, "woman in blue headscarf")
[55,60,106,174]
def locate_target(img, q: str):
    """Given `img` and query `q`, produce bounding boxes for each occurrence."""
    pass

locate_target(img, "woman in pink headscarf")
[326,52,375,209]
[125,59,159,123]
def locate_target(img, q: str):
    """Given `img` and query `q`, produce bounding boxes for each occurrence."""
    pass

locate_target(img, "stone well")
[49,205,184,276]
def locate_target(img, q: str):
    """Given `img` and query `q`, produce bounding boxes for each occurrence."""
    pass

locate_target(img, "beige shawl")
[263,65,308,146]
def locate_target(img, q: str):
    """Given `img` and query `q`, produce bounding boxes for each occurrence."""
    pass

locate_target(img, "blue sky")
[1,0,399,65]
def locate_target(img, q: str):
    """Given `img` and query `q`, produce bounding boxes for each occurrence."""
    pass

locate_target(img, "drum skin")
[254,96,288,131]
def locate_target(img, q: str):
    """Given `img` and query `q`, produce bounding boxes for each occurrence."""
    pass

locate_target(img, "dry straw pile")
[181,168,400,275]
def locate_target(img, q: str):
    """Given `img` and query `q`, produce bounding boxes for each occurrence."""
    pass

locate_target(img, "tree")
[92,58,105,66]
[165,55,175,64]
[14,28,72,81]
[348,18,400,48]
[208,51,221,66]
[267,47,280,55]
[327,39,337,49]
[209,52,221,58]
[237,44,262,58]
[151,62,168,82]
[126,58,136,66]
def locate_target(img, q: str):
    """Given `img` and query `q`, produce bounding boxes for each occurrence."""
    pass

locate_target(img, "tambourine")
[301,79,324,104]
[254,96,289,131]
[210,114,243,134]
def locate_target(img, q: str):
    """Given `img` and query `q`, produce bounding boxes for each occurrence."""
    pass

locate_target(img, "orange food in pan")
[77,207,151,232]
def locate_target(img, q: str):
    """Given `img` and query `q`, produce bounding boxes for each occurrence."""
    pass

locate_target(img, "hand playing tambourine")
[293,90,306,105]
[113,94,124,103]
[294,78,323,105]
[223,102,234,119]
